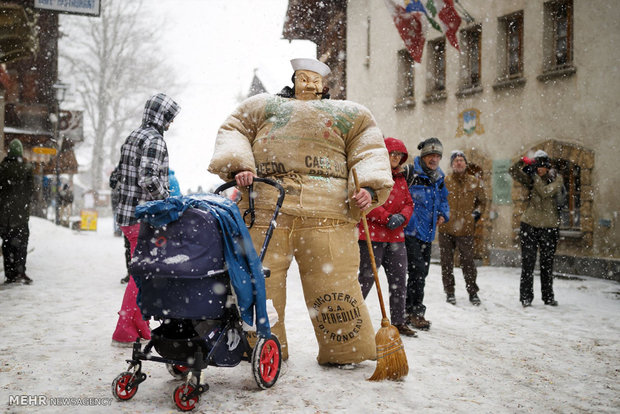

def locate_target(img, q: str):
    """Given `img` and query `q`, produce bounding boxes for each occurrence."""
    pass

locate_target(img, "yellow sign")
[33,147,57,155]
[80,209,98,231]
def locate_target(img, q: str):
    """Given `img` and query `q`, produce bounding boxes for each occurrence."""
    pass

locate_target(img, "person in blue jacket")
[403,137,449,331]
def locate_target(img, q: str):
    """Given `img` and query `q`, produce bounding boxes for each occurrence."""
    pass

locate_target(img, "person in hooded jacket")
[403,138,450,330]
[358,137,416,337]
[0,139,34,285]
[509,150,563,307]
[111,93,180,346]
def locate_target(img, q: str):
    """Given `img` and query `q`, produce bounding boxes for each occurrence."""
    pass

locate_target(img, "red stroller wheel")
[166,363,190,379]
[111,371,139,400]
[173,383,199,411]
[252,335,281,389]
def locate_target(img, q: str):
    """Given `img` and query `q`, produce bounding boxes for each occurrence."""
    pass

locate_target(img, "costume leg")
[439,233,456,296]
[539,227,559,302]
[358,240,385,299]
[295,219,376,365]
[383,242,408,325]
[247,211,294,360]
[112,224,151,342]
[456,236,479,296]
[519,223,538,303]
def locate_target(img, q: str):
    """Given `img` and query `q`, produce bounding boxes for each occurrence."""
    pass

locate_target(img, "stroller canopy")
[133,195,271,337]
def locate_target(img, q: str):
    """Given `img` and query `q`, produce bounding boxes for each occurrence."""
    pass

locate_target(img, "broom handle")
[353,169,388,320]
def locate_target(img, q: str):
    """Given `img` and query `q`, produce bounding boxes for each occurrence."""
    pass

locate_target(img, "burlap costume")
[208,93,393,364]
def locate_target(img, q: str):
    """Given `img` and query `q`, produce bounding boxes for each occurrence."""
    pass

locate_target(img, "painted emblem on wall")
[456,108,485,137]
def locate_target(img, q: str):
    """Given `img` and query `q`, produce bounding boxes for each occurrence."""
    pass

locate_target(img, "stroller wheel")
[251,334,281,389]
[111,371,139,401]
[166,363,190,379]
[172,383,199,411]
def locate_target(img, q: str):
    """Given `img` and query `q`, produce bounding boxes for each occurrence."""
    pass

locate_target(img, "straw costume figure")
[209,58,393,366]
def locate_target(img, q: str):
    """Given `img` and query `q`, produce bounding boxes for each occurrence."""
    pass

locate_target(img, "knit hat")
[8,139,23,157]
[534,149,551,168]
[450,150,467,165]
[418,137,443,158]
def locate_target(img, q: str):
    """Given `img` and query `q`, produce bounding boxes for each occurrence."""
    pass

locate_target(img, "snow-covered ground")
[0,217,618,413]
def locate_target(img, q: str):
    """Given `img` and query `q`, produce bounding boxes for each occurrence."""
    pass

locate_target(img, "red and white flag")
[426,0,462,50]
[383,0,428,63]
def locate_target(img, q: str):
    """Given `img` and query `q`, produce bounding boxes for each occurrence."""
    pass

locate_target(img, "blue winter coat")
[403,156,450,243]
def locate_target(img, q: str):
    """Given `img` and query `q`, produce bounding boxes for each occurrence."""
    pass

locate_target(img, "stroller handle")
[214,177,285,263]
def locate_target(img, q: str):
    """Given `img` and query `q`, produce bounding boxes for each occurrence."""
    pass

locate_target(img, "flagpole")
[454,0,475,23]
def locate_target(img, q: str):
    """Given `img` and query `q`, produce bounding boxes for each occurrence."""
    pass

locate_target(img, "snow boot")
[407,314,431,330]
[469,293,481,306]
[394,324,418,337]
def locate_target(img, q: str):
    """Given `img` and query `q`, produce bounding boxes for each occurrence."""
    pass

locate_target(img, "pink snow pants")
[112,224,151,342]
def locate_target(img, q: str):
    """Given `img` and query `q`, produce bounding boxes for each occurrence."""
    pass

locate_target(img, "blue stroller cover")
[133,195,271,338]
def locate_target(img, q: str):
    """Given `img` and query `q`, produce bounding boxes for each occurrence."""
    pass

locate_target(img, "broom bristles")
[368,318,409,381]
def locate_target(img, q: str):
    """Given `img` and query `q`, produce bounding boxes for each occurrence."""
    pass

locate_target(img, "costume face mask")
[294,70,323,101]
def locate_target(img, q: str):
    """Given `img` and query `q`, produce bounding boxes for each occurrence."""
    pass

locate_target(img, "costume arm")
[138,137,169,200]
[208,96,264,180]
[345,106,393,209]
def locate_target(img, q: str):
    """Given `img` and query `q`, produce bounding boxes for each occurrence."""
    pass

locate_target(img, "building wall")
[347,0,620,271]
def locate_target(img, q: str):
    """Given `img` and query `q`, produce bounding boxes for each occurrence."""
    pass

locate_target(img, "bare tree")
[59,0,181,193]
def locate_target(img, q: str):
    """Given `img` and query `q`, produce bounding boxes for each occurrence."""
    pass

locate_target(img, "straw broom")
[352,169,409,381]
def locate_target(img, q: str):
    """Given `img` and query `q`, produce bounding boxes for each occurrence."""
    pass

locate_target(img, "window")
[505,13,523,77]
[554,158,581,230]
[494,11,525,90]
[425,37,446,102]
[395,49,415,108]
[458,25,482,95]
[539,1,576,80]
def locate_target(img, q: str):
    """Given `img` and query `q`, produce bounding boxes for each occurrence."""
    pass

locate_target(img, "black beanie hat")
[450,150,467,165]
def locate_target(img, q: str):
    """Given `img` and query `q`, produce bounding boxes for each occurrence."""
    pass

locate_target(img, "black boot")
[469,293,481,306]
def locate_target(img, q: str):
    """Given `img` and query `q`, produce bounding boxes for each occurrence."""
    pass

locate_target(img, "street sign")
[34,0,101,17]
[33,147,57,155]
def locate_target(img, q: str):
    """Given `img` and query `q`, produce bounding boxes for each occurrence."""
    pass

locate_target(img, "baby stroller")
[111,178,285,411]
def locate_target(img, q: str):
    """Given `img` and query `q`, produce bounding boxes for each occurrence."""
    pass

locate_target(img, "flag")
[425,0,462,50]
[383,0,428,63]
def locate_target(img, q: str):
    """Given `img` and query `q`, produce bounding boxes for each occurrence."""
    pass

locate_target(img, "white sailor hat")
[290,58,331,77]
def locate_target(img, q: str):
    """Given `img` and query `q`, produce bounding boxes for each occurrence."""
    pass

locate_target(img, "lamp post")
[52,81,68,225]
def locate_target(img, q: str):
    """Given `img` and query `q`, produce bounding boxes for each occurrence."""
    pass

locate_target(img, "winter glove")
[386,214,406,230]
[521,157,536,175]
[521,156,535,165]
[472,211,481,222]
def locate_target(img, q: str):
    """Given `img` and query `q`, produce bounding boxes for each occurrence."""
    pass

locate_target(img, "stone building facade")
[345,0,619,279]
